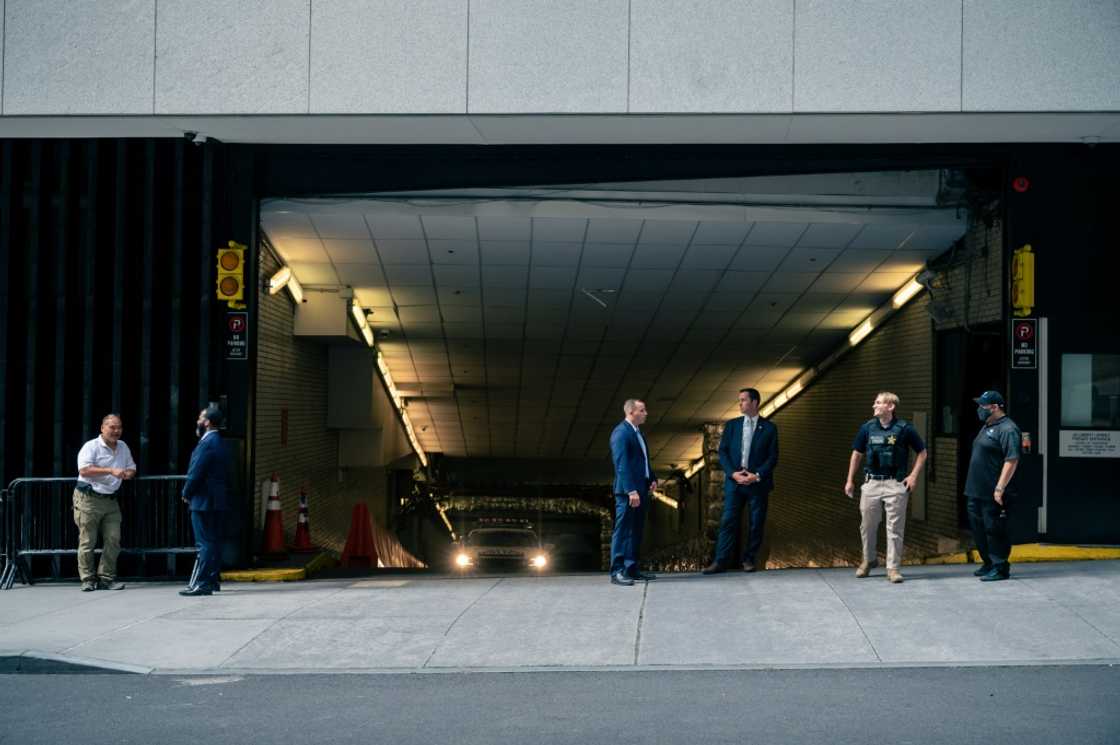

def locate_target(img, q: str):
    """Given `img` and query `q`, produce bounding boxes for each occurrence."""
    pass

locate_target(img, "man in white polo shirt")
[75,414,137,591]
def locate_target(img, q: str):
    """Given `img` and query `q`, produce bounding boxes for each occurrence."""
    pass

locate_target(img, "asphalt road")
[3,665,1119,744]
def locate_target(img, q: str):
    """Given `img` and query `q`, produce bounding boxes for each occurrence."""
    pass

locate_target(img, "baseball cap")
[973,390,1006,407]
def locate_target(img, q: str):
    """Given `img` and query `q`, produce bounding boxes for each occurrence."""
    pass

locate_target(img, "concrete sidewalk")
[1,561,1118,674]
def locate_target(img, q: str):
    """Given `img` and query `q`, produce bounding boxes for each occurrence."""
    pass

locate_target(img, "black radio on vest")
[865,419,909,480]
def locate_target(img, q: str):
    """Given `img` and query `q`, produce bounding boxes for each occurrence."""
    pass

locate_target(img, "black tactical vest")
[865,418,909,479]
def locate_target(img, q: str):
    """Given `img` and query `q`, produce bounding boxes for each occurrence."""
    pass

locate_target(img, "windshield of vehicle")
[466,530,539,548]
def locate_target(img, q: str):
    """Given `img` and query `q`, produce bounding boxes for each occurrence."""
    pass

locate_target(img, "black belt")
[75,484,116,499]
[864,474,899,481]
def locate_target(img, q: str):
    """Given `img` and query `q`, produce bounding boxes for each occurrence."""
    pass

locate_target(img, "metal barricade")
[0,475,192,589]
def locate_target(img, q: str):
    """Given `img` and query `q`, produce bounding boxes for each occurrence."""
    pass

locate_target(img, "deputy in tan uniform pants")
[74,414,137,591]
[844,392,927,583]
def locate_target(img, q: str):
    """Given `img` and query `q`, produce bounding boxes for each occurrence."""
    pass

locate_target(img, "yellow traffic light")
[1011,243,1035,316]
[216,240,247,308]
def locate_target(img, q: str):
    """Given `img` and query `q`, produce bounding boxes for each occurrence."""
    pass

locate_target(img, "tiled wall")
[255,247,415,562]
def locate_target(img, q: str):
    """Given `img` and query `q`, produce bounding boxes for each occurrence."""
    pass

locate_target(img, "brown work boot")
[887,569,904,584]
[855,561,877,578]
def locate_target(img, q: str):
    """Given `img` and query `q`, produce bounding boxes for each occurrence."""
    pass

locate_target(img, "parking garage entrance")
[253,169,976,571]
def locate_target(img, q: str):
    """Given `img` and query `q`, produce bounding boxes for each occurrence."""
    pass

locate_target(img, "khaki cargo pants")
[859,478,909,571]
[72,489,122,583]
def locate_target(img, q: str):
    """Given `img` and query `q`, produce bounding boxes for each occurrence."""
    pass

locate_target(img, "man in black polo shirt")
[965,390,1022,582]
[844,391,927,583]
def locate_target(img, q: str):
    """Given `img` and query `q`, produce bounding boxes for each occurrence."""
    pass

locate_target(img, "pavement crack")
[817,569,883,663]
[422,578,503,669]
[633,580,650,666]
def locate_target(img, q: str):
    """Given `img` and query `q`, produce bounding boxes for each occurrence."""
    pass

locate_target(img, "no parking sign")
[226,312,248,360]
[1011,318,1037,369]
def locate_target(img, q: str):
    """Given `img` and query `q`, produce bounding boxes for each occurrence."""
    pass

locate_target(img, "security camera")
[183,131,208,146]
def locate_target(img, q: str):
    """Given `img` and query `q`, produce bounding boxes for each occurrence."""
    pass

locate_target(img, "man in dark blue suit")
[180,405,230,597]
[703,388,779,574]
[608,399,658,586]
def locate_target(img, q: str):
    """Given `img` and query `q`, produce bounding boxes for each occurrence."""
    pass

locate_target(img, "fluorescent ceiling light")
[269,265,304,304]
[351,301,367,330]
[351,300,374,346]
[683,458,705,480]
[849,319,874,347]
[435,504,456,541]
[268,266,291,295]
[376,349,428,468]
[892,278,923,308]
[286,275,304,304]
[652,491,679,510]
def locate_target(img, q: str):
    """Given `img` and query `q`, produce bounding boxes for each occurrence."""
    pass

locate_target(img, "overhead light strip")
[436,504,457,542]
[350,301,374,348]
[761,272,927,420]
[375,348,429,468]
[682,457,705,480]
[268,265,304,304]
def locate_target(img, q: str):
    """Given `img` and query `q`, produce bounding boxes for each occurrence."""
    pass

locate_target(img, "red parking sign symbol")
[1015,322,1033,341]
[229,316,246,333]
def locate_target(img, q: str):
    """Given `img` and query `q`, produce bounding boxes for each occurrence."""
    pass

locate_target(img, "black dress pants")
[967,497,1010,575]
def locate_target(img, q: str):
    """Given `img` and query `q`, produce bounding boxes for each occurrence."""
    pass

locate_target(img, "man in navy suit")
[608,399,658,586]
[703,388,780,574]
[179,405,230,596]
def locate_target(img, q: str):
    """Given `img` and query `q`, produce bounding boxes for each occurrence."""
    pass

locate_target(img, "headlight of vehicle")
[455,552,473,567]
[530,554,547,568]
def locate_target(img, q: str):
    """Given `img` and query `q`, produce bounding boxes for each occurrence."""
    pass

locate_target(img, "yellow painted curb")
[1007,543,1120,562]
[221,567,306,583]
[220,551,339,583]
[919,552,969,566]
[920,543,1120,566]
[304,552,338,577]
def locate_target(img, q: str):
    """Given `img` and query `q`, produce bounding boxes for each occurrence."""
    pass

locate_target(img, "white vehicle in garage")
[454,526,550,573]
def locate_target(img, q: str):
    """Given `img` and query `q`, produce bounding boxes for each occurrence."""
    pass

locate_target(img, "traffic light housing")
[216,240,247,308]
[1011,243,1035,316]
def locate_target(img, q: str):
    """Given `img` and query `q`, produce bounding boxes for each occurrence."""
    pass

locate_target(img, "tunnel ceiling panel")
[262,172,965,469]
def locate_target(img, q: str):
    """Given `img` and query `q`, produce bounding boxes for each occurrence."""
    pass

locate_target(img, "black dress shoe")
[972,564,993,577]
[741,562,757,573]
[630,571,657,581]
[979,569,1010,582]
[701,563,726,575]
[179,586,213,596]
[610,573,635,586]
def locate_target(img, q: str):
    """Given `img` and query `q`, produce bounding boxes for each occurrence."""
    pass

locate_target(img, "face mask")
[977,406,990,422]
[196,423,206,438]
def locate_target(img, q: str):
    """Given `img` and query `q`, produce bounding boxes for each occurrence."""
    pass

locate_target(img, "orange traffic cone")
[291,485,315,553]
[340,503,378,568]
[261,472,288,559]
